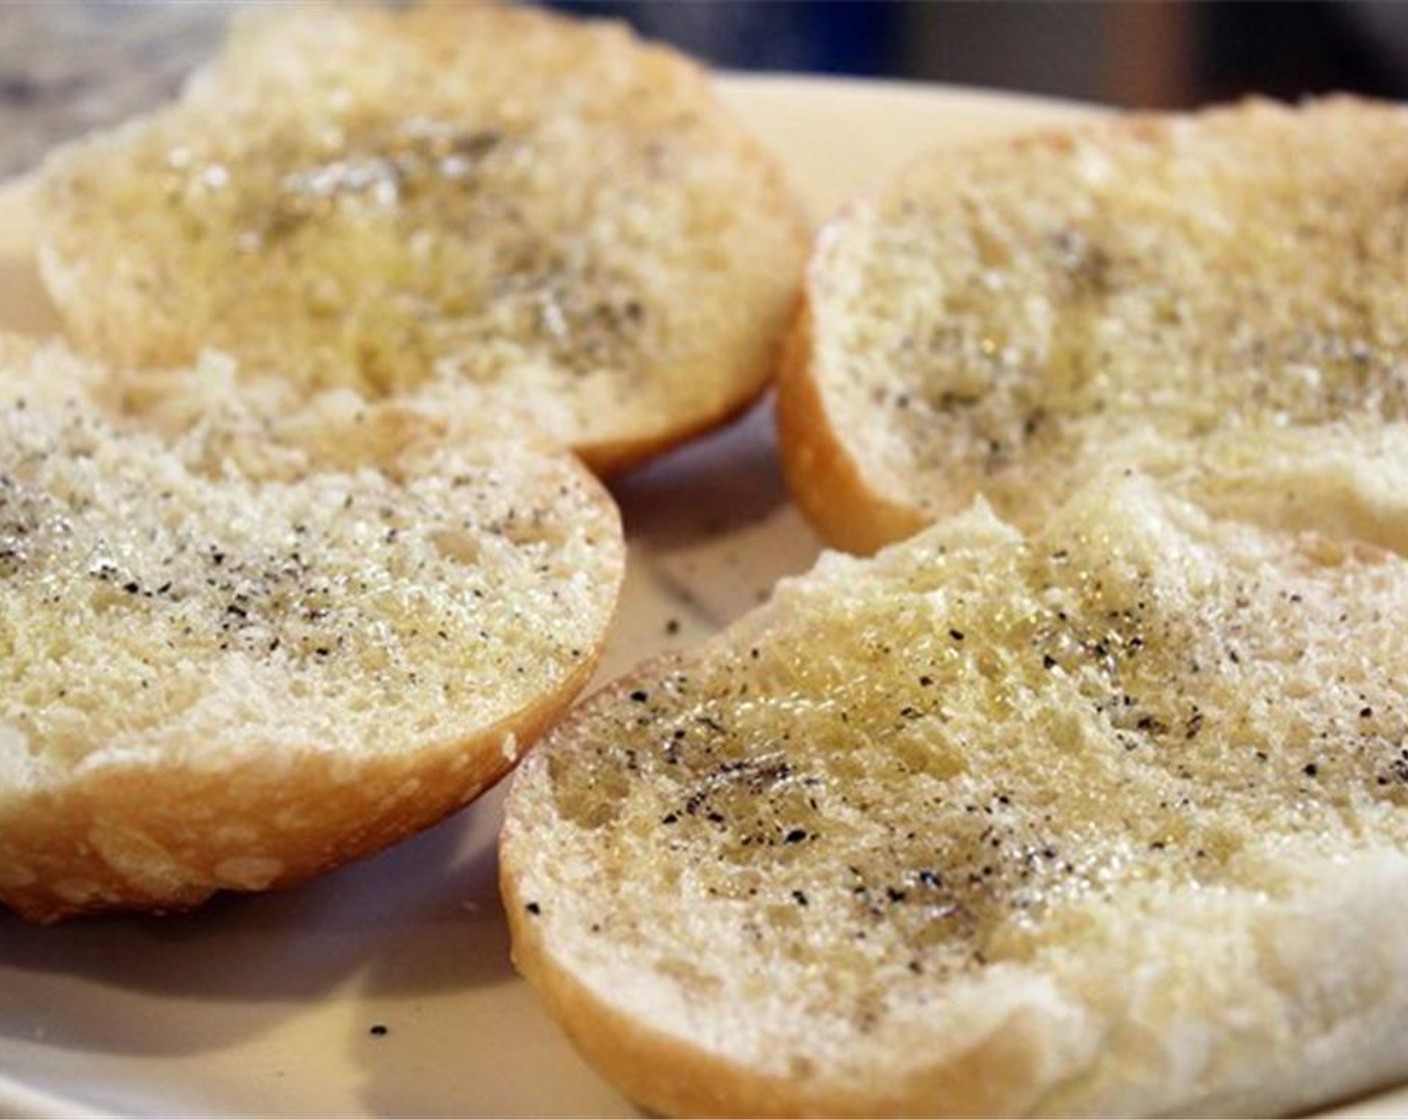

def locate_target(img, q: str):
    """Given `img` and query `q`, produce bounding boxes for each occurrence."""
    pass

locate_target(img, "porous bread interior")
[505,472,1408,1116]
[799,97,1408,543]
[0,337,622,912]
[36,4,805,468]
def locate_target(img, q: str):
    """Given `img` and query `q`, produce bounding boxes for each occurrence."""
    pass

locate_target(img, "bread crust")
[507,838,1408,1117]
[502,670,1094,1118]
[503,669,1095,1119]
[0,338,626,922]
[776,297,930,554]
[34,3,808,475]
[501,476,1408,1116]
[781,96,1408,551]
[579,364,779,479]
[6,653,597,924]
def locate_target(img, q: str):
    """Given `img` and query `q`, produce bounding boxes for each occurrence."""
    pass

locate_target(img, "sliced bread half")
[0,336,623,922]
[779,97,1408,552]
[503,471,1408,1117]
[35,3,807,475]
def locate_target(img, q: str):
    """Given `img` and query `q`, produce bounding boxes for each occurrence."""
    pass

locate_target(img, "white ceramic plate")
[0,73,1401,1119]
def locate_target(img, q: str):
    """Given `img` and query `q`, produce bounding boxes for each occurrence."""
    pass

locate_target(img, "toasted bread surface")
[35,3,807,474]
[780,97,1408,551]
[503,473,1408,1117]
[0,336,624,921]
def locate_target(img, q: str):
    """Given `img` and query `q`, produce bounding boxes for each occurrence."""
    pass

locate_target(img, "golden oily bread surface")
[0,336,623,922]
[503,473,1408,1117]
[779,97,1408,552]
[35,3,807,474]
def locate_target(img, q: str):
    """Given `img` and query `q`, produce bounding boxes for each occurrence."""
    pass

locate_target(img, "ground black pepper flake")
[1303,763,1319,778]
[525,901,541,915]
[949,628,965,642]
[369,1024,389,1037]
[1042,654,1057,670]
[784,828,808,844]
[629,689,649,703]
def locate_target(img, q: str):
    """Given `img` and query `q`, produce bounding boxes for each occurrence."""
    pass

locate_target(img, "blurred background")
[2,2,1407,177]
[564,2,1408,107]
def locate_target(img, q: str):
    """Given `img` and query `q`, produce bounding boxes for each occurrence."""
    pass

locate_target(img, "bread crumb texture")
[505,474,1408,1116]
[0,337,623,920]
[36,4,805,471]
[790,98,1408,548]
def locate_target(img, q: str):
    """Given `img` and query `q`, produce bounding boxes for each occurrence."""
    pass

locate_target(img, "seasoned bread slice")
[503,472,1408,1117]
[779,97,1408,552]
[35,3,806,475]
[0,337,623,922]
